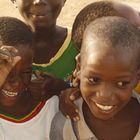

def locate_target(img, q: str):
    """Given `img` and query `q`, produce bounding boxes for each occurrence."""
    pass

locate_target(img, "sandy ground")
[0,0,140,27]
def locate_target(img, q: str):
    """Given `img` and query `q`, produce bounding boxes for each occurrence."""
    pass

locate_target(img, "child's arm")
[0,46,20,87]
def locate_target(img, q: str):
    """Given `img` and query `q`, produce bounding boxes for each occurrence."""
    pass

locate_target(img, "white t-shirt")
[0,96,59,140]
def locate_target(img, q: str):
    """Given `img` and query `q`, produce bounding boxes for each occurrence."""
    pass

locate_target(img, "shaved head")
[81,16,140,68]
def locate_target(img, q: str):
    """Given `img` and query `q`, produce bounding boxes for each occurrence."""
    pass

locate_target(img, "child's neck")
[82,98,140,140]
[34,25,65,38]
[33,26,67,64]
[35,26,56,38]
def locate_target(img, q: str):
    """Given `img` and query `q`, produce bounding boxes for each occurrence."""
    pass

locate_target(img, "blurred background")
[0,0,140,27]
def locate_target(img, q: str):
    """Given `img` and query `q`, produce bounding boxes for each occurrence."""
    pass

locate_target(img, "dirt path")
[0,0,140,27]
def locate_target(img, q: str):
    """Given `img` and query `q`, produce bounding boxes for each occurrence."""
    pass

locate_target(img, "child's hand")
[59,88,81,121]
[28,79,44,101]
[0,45,20,87]
[41,72,69,95]
[29,72,69,100]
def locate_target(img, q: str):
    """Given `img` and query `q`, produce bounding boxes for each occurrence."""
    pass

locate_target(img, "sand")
[0,0,140,27]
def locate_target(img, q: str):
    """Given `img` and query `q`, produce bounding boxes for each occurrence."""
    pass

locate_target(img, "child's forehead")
[82,36,139,67]
[84,38,137,58]
[81,47,138,75]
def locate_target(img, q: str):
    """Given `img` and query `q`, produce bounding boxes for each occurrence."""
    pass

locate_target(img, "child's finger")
[11,56,21,66]
[69,88,81,101]
[1,45,18,54]
[72,77,80,87]
[40,72,55,79]
[0,54,10,62]
[65,107,80,121]
[0,46,19,63]
[69,108,80,121]
[34,70,42,79]
[73,116,80,122]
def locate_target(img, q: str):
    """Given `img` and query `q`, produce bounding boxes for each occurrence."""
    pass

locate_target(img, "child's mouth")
[94,102,117,114]
[1,89,18,97]
[95,103,114,111]
[30,14,46,17]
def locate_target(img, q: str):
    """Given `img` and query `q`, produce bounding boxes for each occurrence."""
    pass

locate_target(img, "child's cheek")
[116,89,132,102]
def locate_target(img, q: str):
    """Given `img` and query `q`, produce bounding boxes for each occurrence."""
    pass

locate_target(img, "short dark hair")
[0,16,33,47]
[72,1,121,50]
[81,16,140,66]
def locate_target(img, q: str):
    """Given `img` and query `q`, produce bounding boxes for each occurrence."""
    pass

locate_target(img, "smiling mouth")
[30,13,46,17]
[1,89,18,97]
[95,103,115,111]
[91,100,117,113]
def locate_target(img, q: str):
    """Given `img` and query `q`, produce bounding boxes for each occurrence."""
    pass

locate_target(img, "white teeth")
[95,103,113,111]
[1,89,18,97]
[32,15,36,18]
[31,14,45,18]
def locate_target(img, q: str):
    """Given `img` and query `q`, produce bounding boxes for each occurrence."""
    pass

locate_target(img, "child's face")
[79,37,140,120]
[0,45,33,107]
[16,0,65,28]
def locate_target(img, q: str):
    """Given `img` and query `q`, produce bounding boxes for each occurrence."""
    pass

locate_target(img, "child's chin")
[1,99,18,108]
[90,105,117,120]
[94,113,115,120]
[0,95,18,108]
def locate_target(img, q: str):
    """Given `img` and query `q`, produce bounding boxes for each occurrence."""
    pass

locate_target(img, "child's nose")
[96,84,116,103]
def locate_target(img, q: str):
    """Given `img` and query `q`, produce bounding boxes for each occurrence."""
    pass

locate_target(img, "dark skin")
[67,2,140,121]
[14,0,75,112]
[75,22,140,139]
[33,26,67,63]
[15,0,67,64]
[0,45,69,118]
[12,1,140,121]
[13,0,80,120]
[83,98,140,140]
[0,45,35,117]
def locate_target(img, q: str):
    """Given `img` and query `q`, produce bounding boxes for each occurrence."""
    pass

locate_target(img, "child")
[11,0,79,82]
[10,1,140,82]
[9,0,140,96]
[9,1,140,121]
[50,17,140,140]
[9,0,84,121]
[60,1,140,121]
[0,16,62,140]
[72,1,140,50]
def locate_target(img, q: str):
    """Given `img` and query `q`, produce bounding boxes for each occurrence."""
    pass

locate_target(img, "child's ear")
[72,53,81,87]
[75,53,81,78]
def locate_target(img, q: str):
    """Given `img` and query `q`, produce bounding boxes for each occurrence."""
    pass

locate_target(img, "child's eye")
[116,81,130,88]
[88,77,101,84]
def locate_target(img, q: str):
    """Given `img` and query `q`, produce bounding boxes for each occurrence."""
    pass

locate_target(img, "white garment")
[0,96,59,140]
[50,92,140,140]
